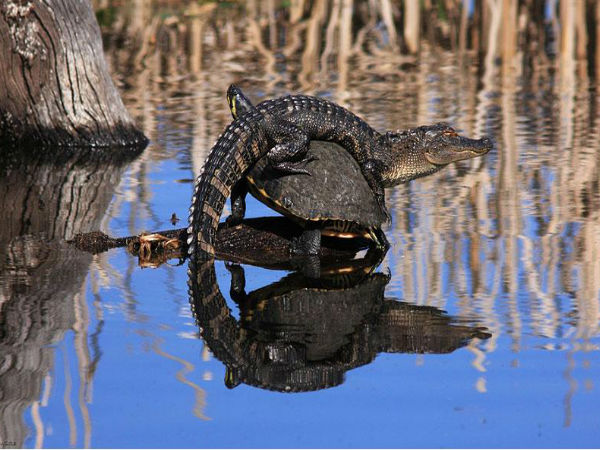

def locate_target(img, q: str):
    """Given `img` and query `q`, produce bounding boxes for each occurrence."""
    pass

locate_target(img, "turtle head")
[381,123,493,186]
[227,84,256,119]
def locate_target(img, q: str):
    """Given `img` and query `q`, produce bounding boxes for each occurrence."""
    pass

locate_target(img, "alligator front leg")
[265,120,314,175]
[227,87,315,174]
[363,159,390,222]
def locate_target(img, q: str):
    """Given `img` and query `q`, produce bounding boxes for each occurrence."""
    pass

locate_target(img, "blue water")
[15,140,598,448]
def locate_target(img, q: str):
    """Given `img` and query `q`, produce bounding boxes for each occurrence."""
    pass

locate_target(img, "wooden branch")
[71,217,367,269]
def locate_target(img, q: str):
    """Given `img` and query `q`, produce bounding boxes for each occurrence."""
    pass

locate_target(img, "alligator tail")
[187,111,266,262]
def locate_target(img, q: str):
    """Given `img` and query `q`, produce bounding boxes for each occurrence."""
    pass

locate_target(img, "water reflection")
[0,146,142,448]
[189,254,490,393]
[0,0,597,446]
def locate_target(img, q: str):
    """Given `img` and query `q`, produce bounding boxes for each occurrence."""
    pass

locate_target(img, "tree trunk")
[0,0,147,148]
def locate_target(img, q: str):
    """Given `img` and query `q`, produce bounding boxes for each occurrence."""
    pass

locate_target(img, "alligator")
[188,85,493,261]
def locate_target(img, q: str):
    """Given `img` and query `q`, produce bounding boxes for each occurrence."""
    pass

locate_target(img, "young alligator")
[188,85,493,261]
[225,87,492,253]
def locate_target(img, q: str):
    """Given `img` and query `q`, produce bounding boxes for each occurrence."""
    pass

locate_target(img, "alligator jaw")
[424,135,493,165]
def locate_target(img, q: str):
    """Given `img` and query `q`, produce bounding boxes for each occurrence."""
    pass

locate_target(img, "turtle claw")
[376,230,390,250]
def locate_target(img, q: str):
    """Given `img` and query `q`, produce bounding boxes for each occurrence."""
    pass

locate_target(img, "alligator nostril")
[481,137,493,149]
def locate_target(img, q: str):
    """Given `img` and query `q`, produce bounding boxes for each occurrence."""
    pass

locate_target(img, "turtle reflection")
[188,260,490,393]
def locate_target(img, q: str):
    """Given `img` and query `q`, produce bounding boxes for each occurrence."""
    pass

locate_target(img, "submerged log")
[0,0,147,148]
[71,217,370,270]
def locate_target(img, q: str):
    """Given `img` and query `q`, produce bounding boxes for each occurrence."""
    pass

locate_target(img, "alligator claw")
[272,160,313,176]
[382,206,391,224]
[375,193,391,224]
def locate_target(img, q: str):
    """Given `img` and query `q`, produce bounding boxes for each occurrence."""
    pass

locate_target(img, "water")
[1,2,599,448]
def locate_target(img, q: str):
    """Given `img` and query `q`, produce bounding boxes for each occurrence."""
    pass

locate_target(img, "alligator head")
[381,123,493,186]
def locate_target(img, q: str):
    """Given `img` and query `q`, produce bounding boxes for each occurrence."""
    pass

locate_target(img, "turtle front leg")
[369,227,390,250]
[226,180,248,225]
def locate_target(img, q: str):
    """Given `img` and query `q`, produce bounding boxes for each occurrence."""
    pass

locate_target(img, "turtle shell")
[246,141,387,227]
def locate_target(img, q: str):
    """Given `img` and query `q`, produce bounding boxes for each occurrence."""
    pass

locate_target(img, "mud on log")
[0,0,147,148]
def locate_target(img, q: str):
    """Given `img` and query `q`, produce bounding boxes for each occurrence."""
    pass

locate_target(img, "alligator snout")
[475,137,494,153]
[424,132,494,165]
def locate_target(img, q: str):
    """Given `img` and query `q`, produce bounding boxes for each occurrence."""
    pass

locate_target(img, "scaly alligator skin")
[188,85,492,262]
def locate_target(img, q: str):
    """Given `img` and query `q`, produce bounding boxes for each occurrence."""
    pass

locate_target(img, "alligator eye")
[386,132,401,143]
[443,129,458,137]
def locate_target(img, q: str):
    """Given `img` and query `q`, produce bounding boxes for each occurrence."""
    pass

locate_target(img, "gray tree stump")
[0,0,147,147]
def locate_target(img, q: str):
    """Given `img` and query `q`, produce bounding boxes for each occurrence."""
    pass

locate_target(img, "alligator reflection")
[189,256,491,393]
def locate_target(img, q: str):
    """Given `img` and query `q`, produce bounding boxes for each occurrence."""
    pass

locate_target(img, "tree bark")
[0,0,147,148]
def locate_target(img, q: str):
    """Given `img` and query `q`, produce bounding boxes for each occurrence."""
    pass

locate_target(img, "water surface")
[1,2,599,448]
